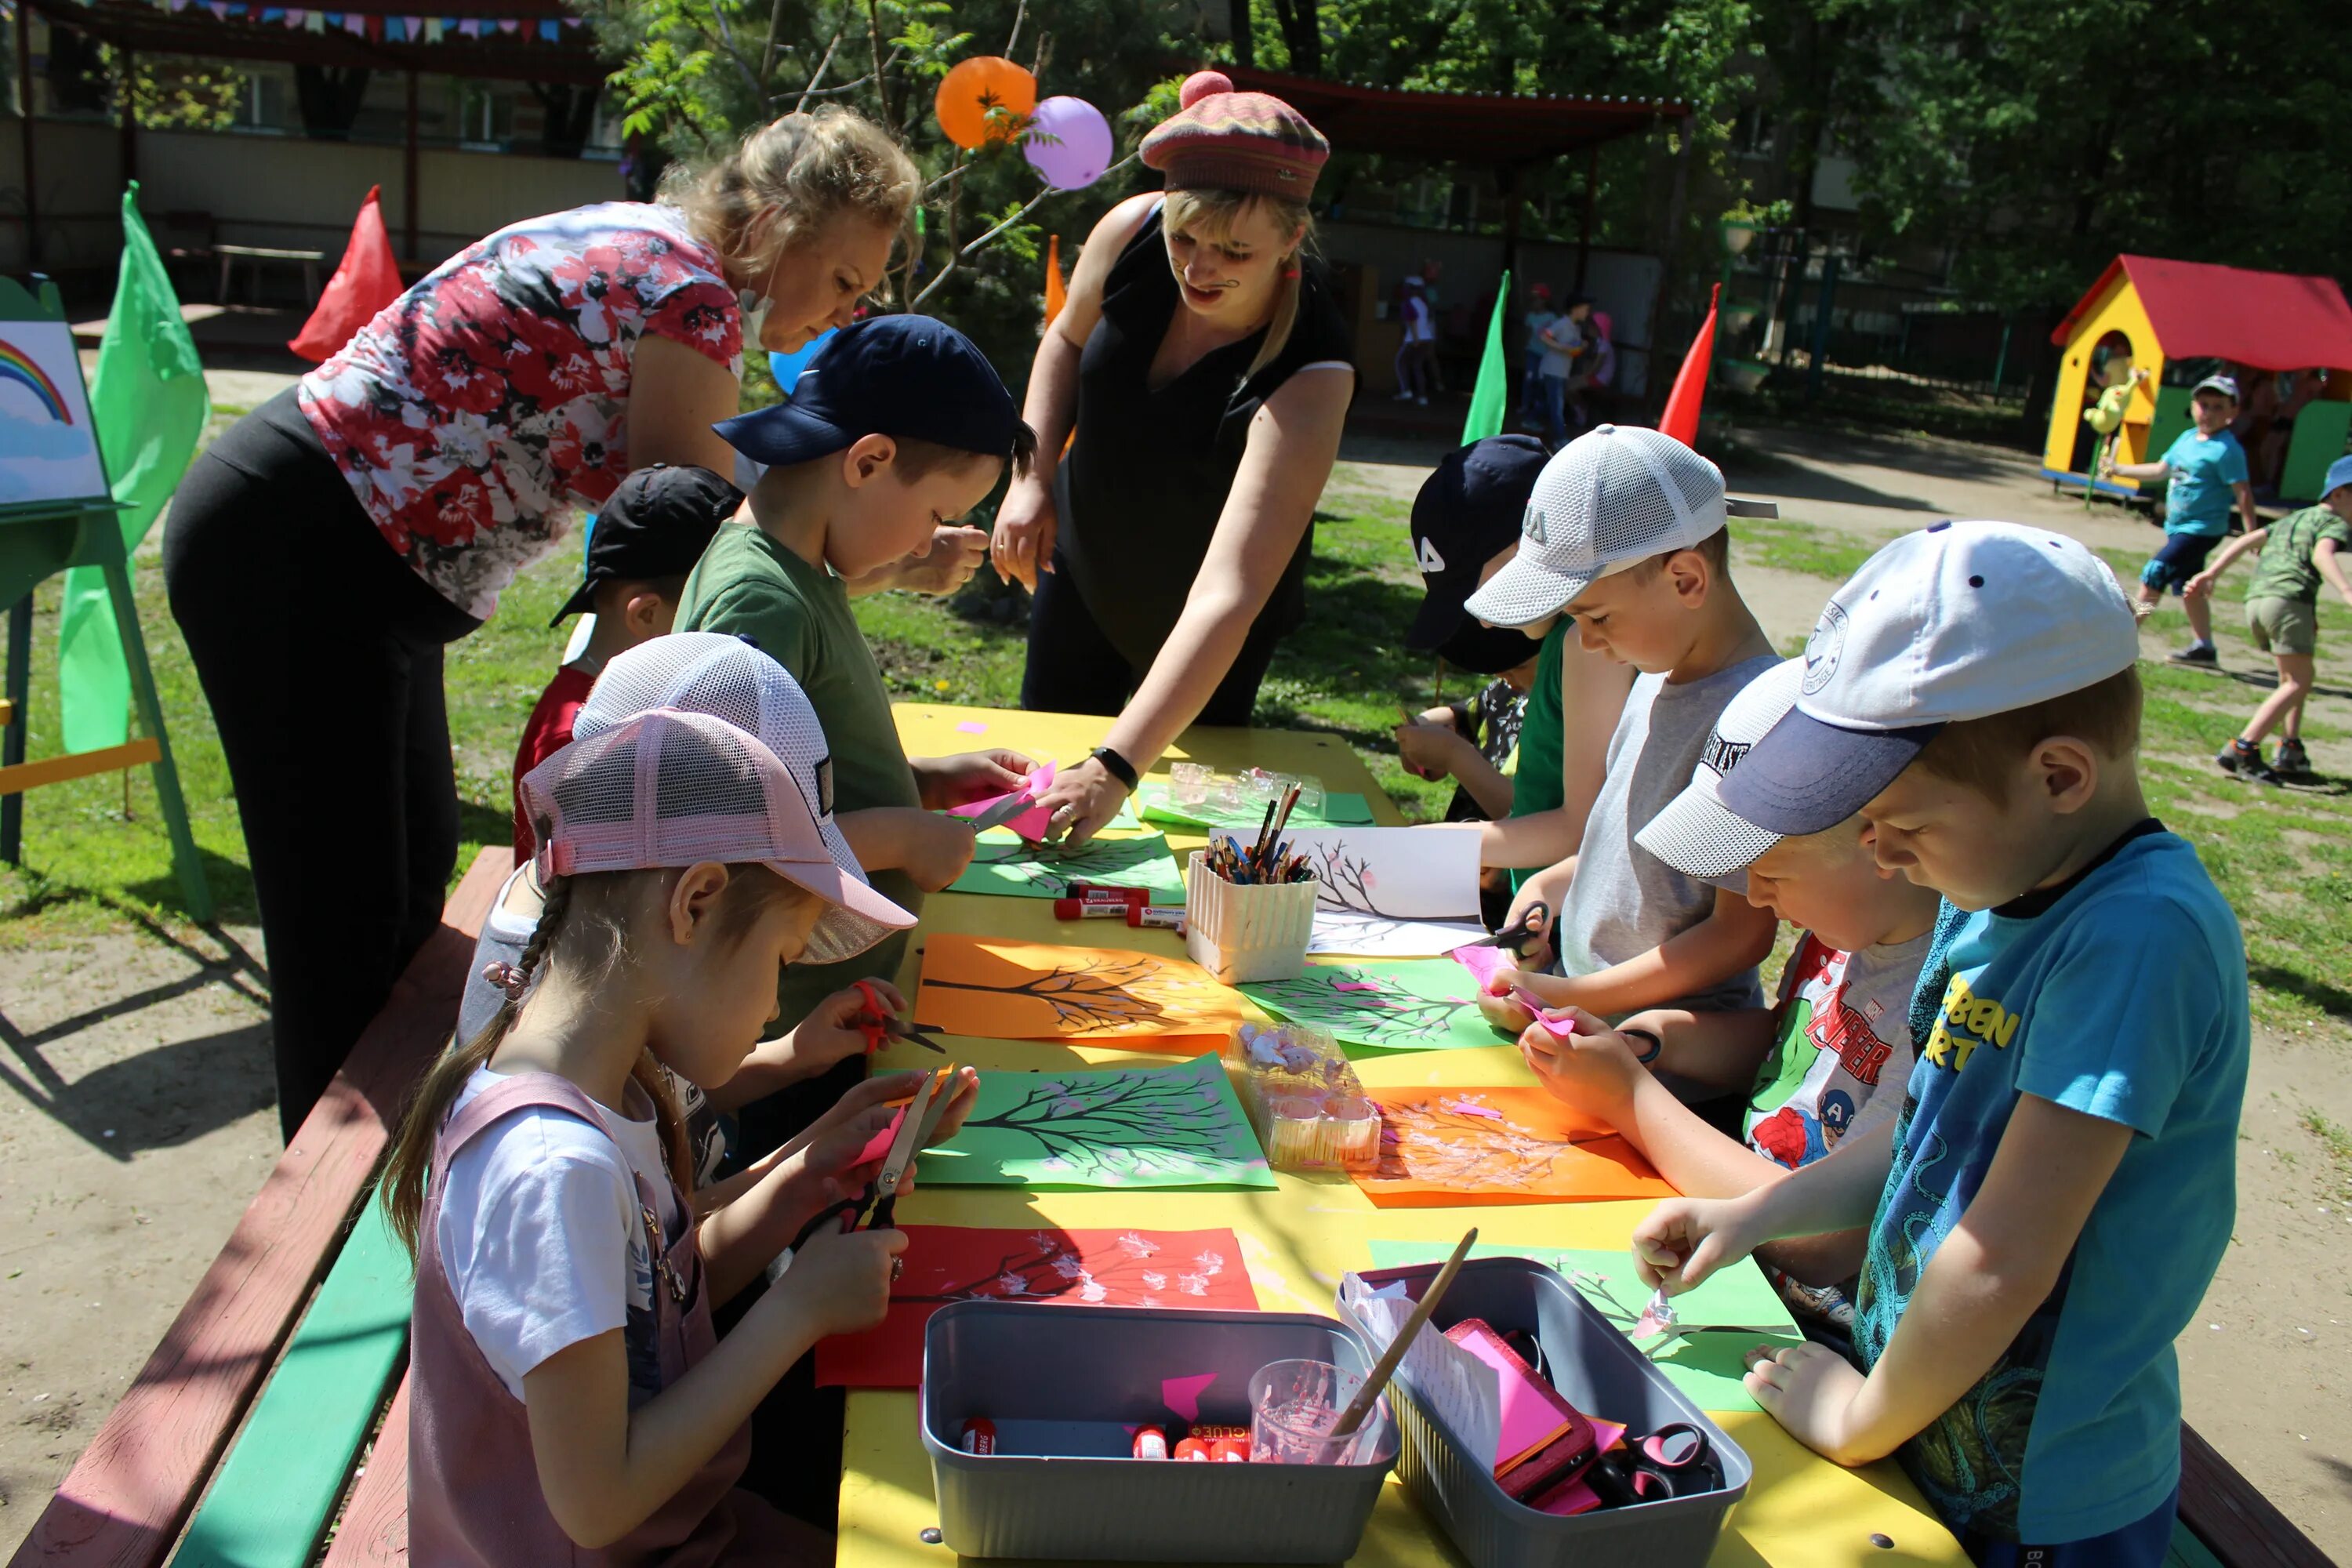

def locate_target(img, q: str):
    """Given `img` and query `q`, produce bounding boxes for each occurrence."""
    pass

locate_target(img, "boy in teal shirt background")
[2107,372,2256,664]
[1638,522,2249,1564]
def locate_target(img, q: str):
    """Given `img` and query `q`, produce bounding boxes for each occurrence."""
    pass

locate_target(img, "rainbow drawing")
[0,337,73,424]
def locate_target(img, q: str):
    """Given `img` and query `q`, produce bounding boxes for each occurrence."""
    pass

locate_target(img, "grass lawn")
[7,451,2350,1053]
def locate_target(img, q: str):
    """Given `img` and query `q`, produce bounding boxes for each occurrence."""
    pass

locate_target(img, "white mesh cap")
[1635,657,1805,887]
[1463,424,1730,628]
[575,632,869,921]
[519,709,914,966]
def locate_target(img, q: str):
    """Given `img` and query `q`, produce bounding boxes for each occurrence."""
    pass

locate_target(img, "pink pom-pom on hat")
[1142,69,1330,201]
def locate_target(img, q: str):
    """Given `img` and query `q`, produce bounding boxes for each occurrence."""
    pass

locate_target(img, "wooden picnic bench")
[5,743,2336,1567]
[215,245,325,307]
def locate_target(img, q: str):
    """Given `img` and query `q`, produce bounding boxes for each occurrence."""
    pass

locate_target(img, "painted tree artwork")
[946,829,1185,902]
[1280,828,1489,957]
[1351,1087,1676,1207]
[925,1054,1273,1189]
[1240,960,1508,1053]
[815,1225,1258,1388]
[914,935,1248,1045]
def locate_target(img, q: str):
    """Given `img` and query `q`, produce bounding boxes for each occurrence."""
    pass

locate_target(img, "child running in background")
[512,465,742,866]
[1639,521,2249,1563]
[2104,372,2256,665]
[1512,659,1938,1337]
[2187,453,2352,783]
[466,632,946,1189]
[678,315,1039,1132]
[387,709,972,1563]
[1465,424,1782,1022]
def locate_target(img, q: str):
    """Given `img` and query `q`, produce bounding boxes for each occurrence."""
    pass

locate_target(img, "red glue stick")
[1065,883,1147,905]
[1125,904,1185,930]
[1132,1426,1169,1460]
[960,1417,997,1455]
[1209,1439,1249,1462]
[1054,897,1134,920]
[1171,1438,1212,1461]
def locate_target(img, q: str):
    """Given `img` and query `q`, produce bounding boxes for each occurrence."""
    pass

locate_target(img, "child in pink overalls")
[383,708,959,1564]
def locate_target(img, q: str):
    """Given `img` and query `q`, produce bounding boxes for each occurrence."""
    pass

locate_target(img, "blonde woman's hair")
[1163,187,1316,379]
[667,106,920,293]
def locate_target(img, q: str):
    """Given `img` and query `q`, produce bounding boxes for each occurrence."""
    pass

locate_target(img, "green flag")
[59,183,209,753]
[1459,267,1512,445]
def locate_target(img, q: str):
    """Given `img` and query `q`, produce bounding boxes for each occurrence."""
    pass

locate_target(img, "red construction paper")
[1351,1087,1675,1208]
[855,1107,906,1167]
[815,1225,1258,1388]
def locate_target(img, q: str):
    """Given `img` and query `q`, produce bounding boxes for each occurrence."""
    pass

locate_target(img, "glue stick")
[1054,897,1134,920]
[1125,904,1185,931]
[1131,1426,1170,1460]
[1065,883,1147,906]
[1171,1438,1212,1461]
[960,1417,998,1455]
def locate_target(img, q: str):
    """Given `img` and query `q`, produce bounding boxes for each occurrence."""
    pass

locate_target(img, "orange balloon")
[935,55,1038,150]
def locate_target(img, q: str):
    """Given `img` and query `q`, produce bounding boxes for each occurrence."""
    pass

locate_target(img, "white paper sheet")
[1285,827,1488,957]
[1339,1271,1501,1466]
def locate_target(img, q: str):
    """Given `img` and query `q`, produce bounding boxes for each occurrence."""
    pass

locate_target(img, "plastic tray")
[920,1301,1399,1562]
[1337,1257,1751,1568]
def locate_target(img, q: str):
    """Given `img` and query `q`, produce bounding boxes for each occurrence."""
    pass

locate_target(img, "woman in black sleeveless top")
[991,72,1356,841]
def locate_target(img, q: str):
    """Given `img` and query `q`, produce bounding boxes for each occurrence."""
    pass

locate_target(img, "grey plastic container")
[920,1300,1400,1563]
[1336,1257,1751,1568]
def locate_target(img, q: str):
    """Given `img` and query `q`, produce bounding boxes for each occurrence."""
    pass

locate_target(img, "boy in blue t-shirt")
[2105,372,2256,666]
[1633,521,2250,1565]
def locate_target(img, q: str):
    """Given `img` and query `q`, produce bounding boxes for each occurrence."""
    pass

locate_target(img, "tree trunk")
[1269,0,1319,74]
[1230,0,1254,69]
[295,64,371,140]
[530,82,597,158]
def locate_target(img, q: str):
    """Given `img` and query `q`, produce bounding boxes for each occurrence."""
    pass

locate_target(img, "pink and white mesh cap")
[575,632,869,915]
[519,708,915,966]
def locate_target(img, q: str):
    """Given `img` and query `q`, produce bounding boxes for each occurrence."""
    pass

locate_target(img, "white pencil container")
[1183,851,1317,984]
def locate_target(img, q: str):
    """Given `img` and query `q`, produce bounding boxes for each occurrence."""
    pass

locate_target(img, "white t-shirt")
[1743,930,1931,1167]
[434,1066,683,1400]
[1402,296,1435,343]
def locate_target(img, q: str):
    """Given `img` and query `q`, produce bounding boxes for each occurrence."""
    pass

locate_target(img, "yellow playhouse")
[2043,255,2352,504]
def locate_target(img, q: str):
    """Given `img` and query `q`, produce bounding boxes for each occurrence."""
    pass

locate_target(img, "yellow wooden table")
[840,705,1963,1568]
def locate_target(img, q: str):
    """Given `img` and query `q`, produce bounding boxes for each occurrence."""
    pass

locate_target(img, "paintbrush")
[1329,1226,1479,1445]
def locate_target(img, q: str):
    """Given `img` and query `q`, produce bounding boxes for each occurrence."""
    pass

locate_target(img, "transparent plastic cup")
[1290,775,1328,818]
[1170,760,1212,804]
[1247,1358,1383,1465]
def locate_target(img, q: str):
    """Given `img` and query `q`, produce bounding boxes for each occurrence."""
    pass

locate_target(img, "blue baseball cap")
[714,314,1020,468]
[2325,454,2352,499]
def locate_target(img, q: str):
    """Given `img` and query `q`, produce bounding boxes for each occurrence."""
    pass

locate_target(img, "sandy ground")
[3,417,2347,1555]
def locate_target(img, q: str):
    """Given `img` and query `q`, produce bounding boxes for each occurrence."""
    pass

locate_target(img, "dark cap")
[550,464,742,626]
[713,314,1020,470]
[1406,434,1550,674]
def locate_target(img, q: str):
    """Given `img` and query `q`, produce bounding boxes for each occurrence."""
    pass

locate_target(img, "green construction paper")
[948,829,1185,901]
[1136,782,1376,832]
[926,1053,1274,1190]
[1240,960,1507,1053]
[59,185,207,752]
[1363,1241,1802,1412]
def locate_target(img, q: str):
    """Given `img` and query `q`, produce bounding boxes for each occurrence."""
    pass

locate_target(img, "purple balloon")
[1023,96,1114,191]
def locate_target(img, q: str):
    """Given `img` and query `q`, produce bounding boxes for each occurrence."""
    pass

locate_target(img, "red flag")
[289,185,403,362]
[1657,282,1719,448]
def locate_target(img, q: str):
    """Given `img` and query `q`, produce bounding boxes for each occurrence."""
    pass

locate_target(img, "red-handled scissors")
[852,978,946,1054]
[789,1065,953,1247]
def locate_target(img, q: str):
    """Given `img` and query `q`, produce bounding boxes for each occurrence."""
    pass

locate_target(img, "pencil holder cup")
[1185,851,1317,984]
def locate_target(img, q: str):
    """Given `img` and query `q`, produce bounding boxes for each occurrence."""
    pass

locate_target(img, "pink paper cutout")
[1440,1097,1505,1120]
[855,1107,906,1167]
[1161,1372,1219,1422]
[1332,980,1382,993]
[1448,945,1577,1041]
[1449,943,1507,988]
[949,760,1059,843]
[956,720,989,734]
[1454,1325,1570,1471]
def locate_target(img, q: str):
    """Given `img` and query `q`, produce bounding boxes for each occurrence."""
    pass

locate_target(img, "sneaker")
[2274,739,2311,776]
[1417,396,1430,407]
[2217,740,2284,786]
[2169,641,2220,666]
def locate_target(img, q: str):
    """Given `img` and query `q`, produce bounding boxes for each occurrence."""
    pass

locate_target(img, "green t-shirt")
[2245,504,2352,604]
[677,521,923,1028]
[1505,619,1569,892]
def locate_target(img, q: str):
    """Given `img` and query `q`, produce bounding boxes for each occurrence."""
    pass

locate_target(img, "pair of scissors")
[965,789,1040,833]
[851,980,946,1054]
[790,1065,954,1248]
[1463,900,1551,958]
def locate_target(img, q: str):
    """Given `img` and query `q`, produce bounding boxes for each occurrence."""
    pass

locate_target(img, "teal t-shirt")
[1858,825,2248,1544]
[2158,427,2249,537]
[676,521,924,1029]
[1505,619,1568,893]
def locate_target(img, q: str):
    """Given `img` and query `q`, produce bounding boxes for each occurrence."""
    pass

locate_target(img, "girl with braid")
[382,710,970,1563]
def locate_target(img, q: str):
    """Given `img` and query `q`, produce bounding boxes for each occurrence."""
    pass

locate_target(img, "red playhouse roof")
[2051,254,2352,373]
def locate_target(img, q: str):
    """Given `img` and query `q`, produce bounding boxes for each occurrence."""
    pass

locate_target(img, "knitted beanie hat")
[1139,71,1330,201]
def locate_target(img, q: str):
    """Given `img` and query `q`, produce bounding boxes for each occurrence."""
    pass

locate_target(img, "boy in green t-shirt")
[2186,452,2352,782]
[680,314,1040,1054]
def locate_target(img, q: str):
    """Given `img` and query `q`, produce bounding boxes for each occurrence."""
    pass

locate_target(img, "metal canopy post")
[15,0,38,269]
[403,69,419,261]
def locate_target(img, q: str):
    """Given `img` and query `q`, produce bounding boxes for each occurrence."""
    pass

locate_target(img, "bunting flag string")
[50,0,593,46]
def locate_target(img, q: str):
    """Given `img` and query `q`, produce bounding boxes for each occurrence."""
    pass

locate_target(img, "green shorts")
[2247,595,2319,657]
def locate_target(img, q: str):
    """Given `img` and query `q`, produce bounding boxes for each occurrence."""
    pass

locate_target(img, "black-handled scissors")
[1461,900,1551,957]
[789,1066,953,1248]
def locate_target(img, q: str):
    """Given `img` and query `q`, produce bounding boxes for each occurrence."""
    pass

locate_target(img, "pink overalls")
[407,1073,818,1566]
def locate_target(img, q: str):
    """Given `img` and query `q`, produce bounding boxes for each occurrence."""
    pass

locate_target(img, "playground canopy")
[2050,255,2352,372]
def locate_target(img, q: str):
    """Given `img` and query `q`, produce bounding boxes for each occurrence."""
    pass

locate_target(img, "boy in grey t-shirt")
[1460,425,1782,1023]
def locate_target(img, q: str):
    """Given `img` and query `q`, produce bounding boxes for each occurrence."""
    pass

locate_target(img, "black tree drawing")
[1373,1098,1620,1189]
[968,833,1179,894]
[926,953,1198,1031]
[958,1065,1253,1181]
[896,1229,1243,1312]
[1310,843,1399,918]
[1246,968,1474,1049]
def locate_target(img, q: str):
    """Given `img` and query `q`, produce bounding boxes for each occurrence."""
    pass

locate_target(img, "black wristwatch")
[1087,746,1139,792]
[1623,1027,1664,1065]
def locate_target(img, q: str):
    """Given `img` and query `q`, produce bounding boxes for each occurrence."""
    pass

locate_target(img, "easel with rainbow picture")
[0,273,210,916]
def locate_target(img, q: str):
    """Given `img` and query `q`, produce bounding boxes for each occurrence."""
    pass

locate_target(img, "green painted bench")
[4,842,2331,1568]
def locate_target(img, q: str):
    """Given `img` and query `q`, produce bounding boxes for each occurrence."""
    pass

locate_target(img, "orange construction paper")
[815,1223,1256,1388]
[914,935,1249,1047]
[1352,1087,1676,1208]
